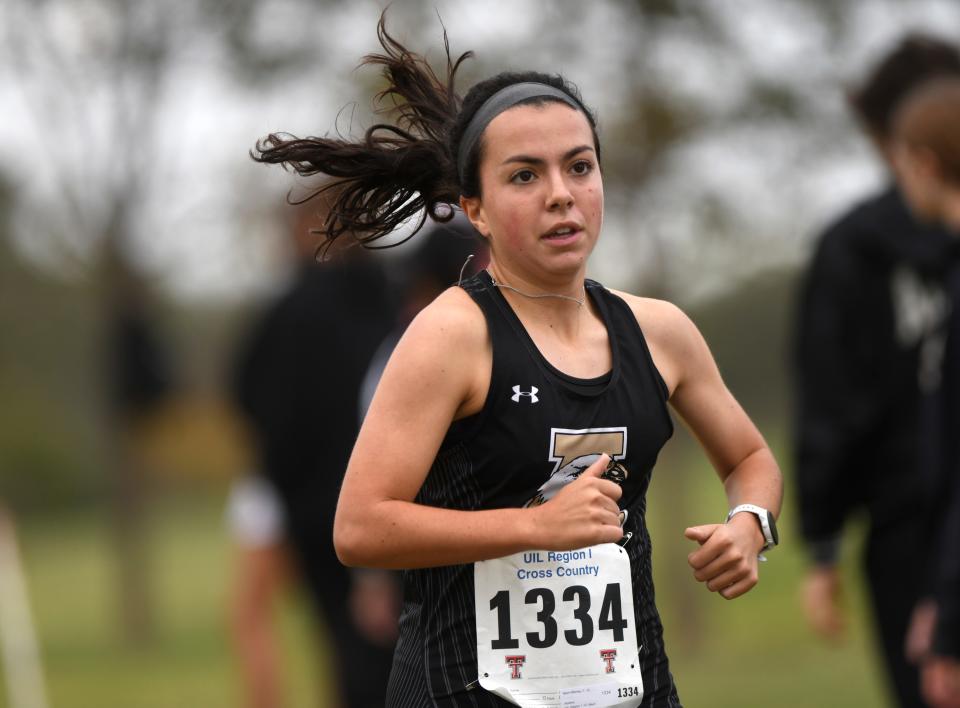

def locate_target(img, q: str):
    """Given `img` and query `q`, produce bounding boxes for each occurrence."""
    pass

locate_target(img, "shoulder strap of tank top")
[587,282,671,402]
[439,271,511,447]
[457,271,512,337]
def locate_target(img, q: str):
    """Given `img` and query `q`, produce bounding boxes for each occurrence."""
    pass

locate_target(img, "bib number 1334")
[488,582,627,649]
[474,543,645,708]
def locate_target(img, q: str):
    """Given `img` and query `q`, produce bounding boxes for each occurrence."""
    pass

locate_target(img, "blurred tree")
[0,217,103,512]
[0,0,350,646]
[0,0,186,646]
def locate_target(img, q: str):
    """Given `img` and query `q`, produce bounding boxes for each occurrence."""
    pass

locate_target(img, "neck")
[489,259,584,295]
[486,263,589,336]
[489,257,584,291]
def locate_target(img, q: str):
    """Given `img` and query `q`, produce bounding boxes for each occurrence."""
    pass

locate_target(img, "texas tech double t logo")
[505,655,526,679]
[600,648,617,673]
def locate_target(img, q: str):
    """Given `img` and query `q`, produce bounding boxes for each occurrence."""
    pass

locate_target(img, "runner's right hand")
[529,454,623,550]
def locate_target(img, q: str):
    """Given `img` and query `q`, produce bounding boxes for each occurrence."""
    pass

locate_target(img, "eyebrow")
[501,144,594,167]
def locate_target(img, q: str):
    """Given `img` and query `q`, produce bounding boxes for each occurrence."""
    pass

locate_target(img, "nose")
[545,169,574,211]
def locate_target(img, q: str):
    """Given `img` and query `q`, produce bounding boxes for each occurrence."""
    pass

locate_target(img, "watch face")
[765,510,779,546]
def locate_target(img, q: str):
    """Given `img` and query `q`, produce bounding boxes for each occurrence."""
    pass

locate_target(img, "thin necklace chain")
[487,270,586,307]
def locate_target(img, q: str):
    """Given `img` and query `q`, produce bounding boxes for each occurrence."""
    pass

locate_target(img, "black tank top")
[387,271,682,707]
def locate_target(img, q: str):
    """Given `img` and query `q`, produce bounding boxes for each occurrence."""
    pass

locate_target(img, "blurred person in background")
[228,196,397,708]
[793,34,960,707]
[104,248,177,643]
[226,470,289,708]
[891,77,960,708]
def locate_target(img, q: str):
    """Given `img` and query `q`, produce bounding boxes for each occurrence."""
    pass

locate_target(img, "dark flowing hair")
[251,13,600,252]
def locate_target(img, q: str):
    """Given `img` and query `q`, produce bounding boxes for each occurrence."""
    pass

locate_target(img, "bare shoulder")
[382,285,490,418]
[608,290,708,396]
[610,290,700,349]
[402,285,488,353]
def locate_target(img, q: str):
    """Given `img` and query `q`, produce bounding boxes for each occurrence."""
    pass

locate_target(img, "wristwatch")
[726,504,779,552]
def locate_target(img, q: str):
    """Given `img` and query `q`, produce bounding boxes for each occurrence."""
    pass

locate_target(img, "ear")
[460,195,490,238]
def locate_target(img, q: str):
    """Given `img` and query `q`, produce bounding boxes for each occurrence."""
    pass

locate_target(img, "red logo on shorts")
[600,649,617,673]
[505,655,526,679]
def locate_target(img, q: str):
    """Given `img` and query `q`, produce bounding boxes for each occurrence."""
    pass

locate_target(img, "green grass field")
[2,440,891,708]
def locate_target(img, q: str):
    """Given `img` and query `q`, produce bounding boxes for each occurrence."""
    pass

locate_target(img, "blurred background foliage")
[0,0,955,705]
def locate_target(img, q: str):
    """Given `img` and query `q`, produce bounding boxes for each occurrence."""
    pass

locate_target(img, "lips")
[542,222,582,239]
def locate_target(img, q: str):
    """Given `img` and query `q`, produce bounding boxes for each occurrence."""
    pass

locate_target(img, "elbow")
[334,495,402,568]
[333,516,364,567]
[334,508,390,568]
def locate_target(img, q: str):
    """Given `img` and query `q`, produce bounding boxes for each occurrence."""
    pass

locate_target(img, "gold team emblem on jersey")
[524,427,628,507]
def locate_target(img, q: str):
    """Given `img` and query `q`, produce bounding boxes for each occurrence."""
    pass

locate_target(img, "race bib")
[474,543,644,708]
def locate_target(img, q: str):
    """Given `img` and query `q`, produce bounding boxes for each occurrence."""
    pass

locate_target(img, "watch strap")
[727,503,776,553]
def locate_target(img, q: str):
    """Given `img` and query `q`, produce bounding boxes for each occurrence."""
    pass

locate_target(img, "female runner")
[253,16,782,708]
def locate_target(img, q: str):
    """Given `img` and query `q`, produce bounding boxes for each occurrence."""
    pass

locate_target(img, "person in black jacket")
[231,198,398,707]
[891,76,960,708]
[794,35,960,707]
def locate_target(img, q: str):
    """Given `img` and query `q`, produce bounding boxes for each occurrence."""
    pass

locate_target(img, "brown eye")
[570,160,593,176]
[510,169,536,184]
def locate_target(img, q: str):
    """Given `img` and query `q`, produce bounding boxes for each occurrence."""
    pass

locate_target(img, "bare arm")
[663,305,782,518]
[619,294,783,599]
[333,289,623,570]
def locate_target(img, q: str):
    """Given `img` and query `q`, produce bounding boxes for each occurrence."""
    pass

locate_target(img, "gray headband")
[456,82,582,185]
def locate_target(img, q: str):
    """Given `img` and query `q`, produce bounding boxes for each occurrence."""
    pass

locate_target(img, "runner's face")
[461,102,603,284]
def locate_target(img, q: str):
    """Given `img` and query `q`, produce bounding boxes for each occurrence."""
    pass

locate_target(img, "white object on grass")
[0,505,49,708]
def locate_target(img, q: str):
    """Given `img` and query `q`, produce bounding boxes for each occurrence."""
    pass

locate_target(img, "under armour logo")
[511,385,539,403]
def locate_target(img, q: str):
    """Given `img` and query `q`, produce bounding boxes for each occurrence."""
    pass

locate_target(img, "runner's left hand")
[684,515,764,600]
